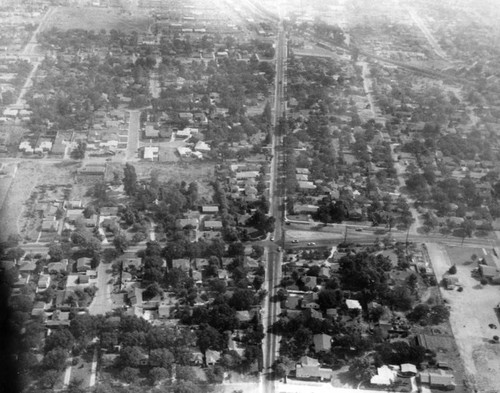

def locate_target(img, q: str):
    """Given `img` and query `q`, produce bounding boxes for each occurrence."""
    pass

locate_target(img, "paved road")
[262,22,286,393]
[126,110,141,161]
[406,7,448,60]
[88,261,114,316]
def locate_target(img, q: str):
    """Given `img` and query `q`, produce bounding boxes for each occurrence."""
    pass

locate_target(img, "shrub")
[448,265,457,274]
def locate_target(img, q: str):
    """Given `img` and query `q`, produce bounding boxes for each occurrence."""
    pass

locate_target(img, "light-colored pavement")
[88,261,114,315]
[126,110,141,161]
[262,22,286,393]
[62,356,73,388]
[89,347,98,387]
[407,7,448,60]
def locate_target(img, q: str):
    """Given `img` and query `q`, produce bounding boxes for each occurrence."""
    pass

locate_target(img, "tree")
[228,288,255,311]
[48,242,64,261]
[44,328,75,352]
[150,367,170,384]
[272,356,295,379]
[40,369,60,388]
[461,219,476,238]
[120,367,140,383]
[4,247,25,261]
[118,346,146,368]
[69,314,98,343]
[43,348,68,370]
[113,233,129,254]
[175,365,197,382]
[428,304,450,324]
[149,348,175,369]
[123,163,138,196]
[71,142,86,159]
[448,264,457,274]
[196,324,224,353]
[349,357,373,382]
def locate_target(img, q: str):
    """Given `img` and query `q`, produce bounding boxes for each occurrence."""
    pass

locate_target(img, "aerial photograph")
[1,0,500,392]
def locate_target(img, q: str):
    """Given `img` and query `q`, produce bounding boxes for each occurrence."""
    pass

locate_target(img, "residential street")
[88,261,114,315]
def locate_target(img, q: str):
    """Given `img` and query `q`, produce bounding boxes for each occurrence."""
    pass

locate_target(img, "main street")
[261,18,287,393]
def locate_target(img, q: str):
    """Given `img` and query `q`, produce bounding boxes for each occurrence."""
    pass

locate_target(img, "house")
[326,308,338,318]
[77,257,92,272]
[346,299,362,310]
[294,204,319,214]
[204,220,223,230]
[370,365,397,386]
[100,207,119,216]
[172,259,191,271]
[158,302,172,318]
[295,356,333,380]
[194,140,211,152]
[400,363,417,376]
[18,261,36,274]
[122,258,142,272]
[67,200,82,209]
[128,287,143,306]
[301,276,317,290]
[236,310,252,322]
[285,295,301,309]
[202,206,219,214]
[313,334,331,352]
[177,146,193,157]
[176,218,199,229]
[205,350,221,366]
[31,301,48,318]
[144,125,159,138]
[479,264,499,279]
[419,370,456,390]
[46,309,70,327]
[37,274,51,291]
[298,181,316,190]
[303,308,323,320]
[47,259,68,273]
[41,217,58,231]
[66,209,83,223]
[191,351,204,365]
[142,146,159,161]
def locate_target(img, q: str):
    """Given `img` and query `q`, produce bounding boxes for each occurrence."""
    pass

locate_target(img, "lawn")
[42,6,150,33]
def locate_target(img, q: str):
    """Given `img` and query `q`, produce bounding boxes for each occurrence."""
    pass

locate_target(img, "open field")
[42,6,150,33]
[426,243,500,393]
[133,161,216,202]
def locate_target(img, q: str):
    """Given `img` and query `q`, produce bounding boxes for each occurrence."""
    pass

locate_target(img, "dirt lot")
[42,6,150,33]
[133,161,216,202]
[426,243,500,393]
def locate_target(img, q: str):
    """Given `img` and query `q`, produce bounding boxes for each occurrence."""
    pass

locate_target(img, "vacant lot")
[426,243,500,393]
[42,7,150,33]
[134,161,216,202]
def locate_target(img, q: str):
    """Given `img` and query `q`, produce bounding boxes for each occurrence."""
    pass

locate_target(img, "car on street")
[307,242,316,246]
[291,240,299,243]
[270,237,274,241]
[355,227,363,231]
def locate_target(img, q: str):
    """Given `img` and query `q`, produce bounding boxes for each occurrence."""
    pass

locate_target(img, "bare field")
[42,6,150,33]
[426,243,500,393]
[133,161,216,201]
